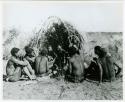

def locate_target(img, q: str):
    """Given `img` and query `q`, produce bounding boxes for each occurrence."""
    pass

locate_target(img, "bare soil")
[3,76,123,100]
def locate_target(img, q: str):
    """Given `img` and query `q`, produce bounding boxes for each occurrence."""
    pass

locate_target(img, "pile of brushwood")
[36,16,84,77]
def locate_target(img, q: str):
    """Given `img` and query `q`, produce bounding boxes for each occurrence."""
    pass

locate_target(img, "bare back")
[69,54,84,77]
[35,56,48,74]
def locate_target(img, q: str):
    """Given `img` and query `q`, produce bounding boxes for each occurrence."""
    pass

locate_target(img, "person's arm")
[114,62,122,71]
[97,60,103,83]
[11,57,27,66]
[26,56,35,63]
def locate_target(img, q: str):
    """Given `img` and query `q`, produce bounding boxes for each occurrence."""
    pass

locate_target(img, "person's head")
[25,46,35,57]
[69,45,79,57]
[39,48,48,56]
[94,46,106,58]
[11,47,20,57]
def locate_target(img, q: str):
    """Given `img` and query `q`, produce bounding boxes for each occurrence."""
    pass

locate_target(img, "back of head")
[25,46,34,56]
[11,47,20,57]
[39,48,48,56]
[94,46,106,58]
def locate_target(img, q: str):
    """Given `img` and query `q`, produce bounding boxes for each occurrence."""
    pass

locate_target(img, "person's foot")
[5,77,9,82]
[29,75,36,80]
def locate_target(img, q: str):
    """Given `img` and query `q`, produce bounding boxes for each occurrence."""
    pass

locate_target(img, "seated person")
[35,48,50,76]
[48,46,57,61]
[55,45,68,76]
[65,46,85,83]
[47,46,57,68]
[85,46,121,83]
[6,47,36,82]
[24,46,36,69]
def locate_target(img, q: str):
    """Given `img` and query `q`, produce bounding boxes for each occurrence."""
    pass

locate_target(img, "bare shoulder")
[6,59,13,65]
[106,54,112,60]
[69,54,81,62]
[75,54,82,61]
[35,56,41,60]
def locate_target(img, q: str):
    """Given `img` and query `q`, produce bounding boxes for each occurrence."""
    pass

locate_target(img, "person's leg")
[8,67,21,82]
[6,65,15,76]
[85,61,96,77]
[23,67,36,80]
[26,60,35,75]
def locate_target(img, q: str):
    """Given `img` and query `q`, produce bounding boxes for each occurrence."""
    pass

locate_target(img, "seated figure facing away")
[35,48,50,76]
[85,46,121,83]
[6,47,36,82]
[65,46,85,83]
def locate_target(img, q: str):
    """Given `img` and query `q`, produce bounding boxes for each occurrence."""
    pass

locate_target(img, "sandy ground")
[3,77,123,100]
[3,60,123,100]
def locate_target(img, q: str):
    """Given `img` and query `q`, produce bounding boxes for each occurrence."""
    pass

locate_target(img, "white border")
[0,0,124,102]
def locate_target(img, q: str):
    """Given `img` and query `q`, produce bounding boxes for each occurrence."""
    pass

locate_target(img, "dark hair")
[94,46,106,58]
[69,45,79,56]
[11,47,20,57]
[39,48,48,56]
[94,46,101,52]
[25,46,34,56]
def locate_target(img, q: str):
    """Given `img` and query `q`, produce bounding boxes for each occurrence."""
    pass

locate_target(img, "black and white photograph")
[2,1,123,100]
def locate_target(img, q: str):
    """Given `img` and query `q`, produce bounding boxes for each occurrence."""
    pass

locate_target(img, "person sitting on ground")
[24,46,36,69]
[65,46,85,83]
[47,46,58,77]
[47,46,57,68]
[85,46,121,83]
[55,45,68,76]
[48,46,57,61]
[35,48,50,76]
[6,47,36,82]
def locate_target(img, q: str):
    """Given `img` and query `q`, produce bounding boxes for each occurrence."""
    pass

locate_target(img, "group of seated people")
[5,46,48,82]
[5,44,121,83]
[66,45,121,83]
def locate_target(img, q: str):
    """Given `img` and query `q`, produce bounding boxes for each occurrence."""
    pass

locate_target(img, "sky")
[3,2,123,33]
